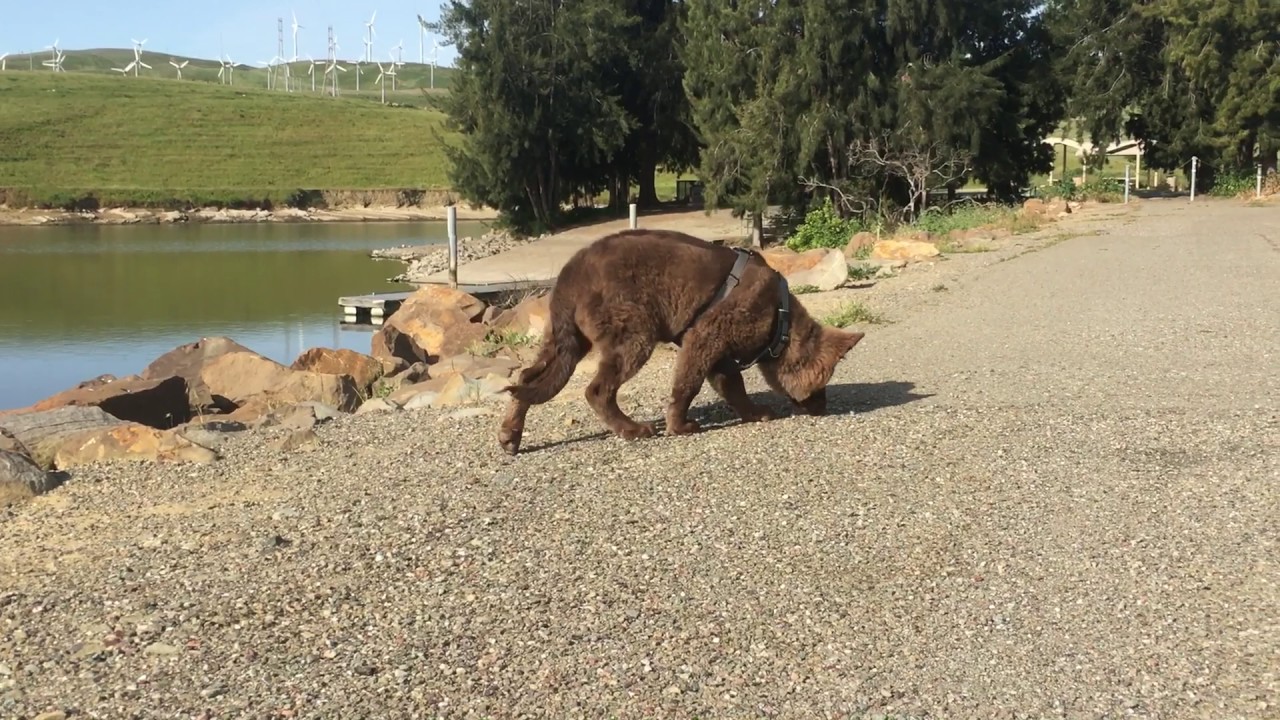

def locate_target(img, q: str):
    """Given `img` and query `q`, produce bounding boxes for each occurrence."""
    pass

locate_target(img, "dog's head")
[760,316,864,415]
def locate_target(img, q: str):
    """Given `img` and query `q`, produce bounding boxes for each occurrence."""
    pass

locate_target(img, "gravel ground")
[2,198,1277,720]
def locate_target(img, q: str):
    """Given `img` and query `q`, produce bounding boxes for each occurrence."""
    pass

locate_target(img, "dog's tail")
[505,291,584,405]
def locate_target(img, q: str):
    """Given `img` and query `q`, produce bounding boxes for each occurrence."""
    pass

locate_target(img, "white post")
[1258,165,1265,199]
[1124,163,1131,204]
[629,203,638,229]
[447,205,458,289]
[1190,156,1198,201]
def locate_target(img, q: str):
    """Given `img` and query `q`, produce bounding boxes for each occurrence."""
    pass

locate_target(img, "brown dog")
[498,228,864,455]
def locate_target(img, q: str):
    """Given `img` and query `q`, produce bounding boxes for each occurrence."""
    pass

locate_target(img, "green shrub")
[785,197,863,252]
[913,203,1011,235]
[1208,170,1254,198]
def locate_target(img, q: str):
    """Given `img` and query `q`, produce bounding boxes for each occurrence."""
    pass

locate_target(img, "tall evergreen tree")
[1048,0,1280,184]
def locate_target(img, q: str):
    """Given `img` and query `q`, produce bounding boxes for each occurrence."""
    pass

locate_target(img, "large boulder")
[871,239,940,263]
[141,336,258,412]
[0,405,217,471]
[760,247,849,291]
[370,286,490,365]
[22,375,191,429]
[201,352,362,414]
[489,293,552,339]
[290,347,389,394]
[845,231,879,258]
[1,449,65,505]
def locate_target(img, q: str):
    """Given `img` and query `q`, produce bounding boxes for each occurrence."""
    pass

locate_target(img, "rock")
[490,293,552,338]
[290,347,387,394]
[21,375,191,429]
[846,231,879,258]
[201,352,362,414]
[787,249,849,291]
[871,239,941,263]
[267,402,340,432]
[401,392,439,411]
[270,428,319,453]
[370,286,491,365]
[51,423,219,470]
[1,449,66,504]
[355,398,400,416]
[174,419,248,453]
[430,354,521,381]
[0,406,118,469]
[140,337,259,412]
[760,247,849,290]
[1021,198,1046,215]
[0,427,30,457]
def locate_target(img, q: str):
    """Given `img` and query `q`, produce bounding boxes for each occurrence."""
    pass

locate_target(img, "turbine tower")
[363,11,377,63]
[291,11,303,62]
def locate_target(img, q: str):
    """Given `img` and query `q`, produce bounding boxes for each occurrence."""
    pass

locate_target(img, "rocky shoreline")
[0,203,501,227]
[1,196,1091,505]
[371,227,543,282]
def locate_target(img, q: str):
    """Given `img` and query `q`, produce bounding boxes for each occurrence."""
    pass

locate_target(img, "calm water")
[0,219,491,411]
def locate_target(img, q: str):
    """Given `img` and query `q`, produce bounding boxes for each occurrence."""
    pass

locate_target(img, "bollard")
[447,205,459,289]
[1124,163,1130,204]
[1259,165,1264,199]
[629,203,638,229]
[1190,156,1198,202]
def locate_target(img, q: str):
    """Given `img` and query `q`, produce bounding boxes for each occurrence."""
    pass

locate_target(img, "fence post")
[447,205,459,289]
[1259,164,1265,199]
[629,203,638,229]
[1124,163,1131,204]
[1190,156,1198,202]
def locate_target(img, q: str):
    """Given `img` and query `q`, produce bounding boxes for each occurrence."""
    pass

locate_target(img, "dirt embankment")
[0,188,501,226]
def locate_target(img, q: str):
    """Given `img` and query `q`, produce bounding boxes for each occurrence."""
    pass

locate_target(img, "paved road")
[1,198,1276,719]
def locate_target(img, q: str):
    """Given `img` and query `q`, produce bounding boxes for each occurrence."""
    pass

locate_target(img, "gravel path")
[2,198,1277,719]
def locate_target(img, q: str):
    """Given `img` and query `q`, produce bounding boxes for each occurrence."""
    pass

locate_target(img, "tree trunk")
[1263,139,1279,175]
[636,152,661,208]
[750,211,764,248]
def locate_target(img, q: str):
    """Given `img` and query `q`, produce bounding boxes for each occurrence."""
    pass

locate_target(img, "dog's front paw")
[618,421,657,441]
[498,424,524,455]
[666,418,702,435]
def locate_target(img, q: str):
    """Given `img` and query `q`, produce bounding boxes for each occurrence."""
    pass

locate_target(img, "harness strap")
[676,246,793,370]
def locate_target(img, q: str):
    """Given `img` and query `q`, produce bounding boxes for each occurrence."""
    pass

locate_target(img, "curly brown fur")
[498,229,864,455]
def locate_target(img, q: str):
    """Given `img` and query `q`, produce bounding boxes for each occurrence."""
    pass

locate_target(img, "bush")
[913,203,1011,235]
[1208,170,1254,198]
[785,197,863,252]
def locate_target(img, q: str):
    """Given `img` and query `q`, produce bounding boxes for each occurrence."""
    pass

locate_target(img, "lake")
[0,219,492,411]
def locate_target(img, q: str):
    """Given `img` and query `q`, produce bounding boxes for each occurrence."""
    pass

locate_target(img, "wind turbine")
[43,39,65,72]
[291,11,303,62]
[388,47,403,91]
[374,61,391,104]
[258,59,275,88]
[129,39,151,76]
[218,55,235,85]
[110,65,129,76]
[363,11,376,63]
[351,59,363,92]
[306,53,320,92]
[416,13,429,64]
[324,59,346,97]
[169,58,189,79]
[0,54,8,72]
[429,39,440,88]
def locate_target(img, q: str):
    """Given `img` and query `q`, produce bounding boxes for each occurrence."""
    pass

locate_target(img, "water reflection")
[0,219,490,410]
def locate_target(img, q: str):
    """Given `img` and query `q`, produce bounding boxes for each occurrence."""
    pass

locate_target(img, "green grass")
[821,300,886,327]
[0,70,458,208]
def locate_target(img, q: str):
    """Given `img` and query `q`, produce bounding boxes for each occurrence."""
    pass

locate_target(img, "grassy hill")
[0,69,461,209]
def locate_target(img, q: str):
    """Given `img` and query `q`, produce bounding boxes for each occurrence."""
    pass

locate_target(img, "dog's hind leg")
[708,364,776,424]
[584,333,657,441]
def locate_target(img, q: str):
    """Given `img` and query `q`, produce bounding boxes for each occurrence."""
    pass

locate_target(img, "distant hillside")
[2,47,457,104]
[0,71,460,209]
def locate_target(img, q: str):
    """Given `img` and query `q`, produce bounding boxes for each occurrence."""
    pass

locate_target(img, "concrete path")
[415,207,752,287]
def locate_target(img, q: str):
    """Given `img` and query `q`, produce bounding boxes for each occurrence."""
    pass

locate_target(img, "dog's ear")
[826,328,865,358]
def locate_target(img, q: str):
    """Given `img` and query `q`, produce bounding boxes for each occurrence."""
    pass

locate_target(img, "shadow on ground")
[511,380,932,456]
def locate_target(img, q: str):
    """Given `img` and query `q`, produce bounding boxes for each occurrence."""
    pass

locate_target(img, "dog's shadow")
[512,380,932,455]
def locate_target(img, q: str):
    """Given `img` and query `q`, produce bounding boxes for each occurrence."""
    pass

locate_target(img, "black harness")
[680,247,793,371]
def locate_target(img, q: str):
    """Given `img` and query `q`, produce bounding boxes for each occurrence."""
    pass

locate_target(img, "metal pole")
[1124,163,1131,204]
[1190,156,1198,202]
[447,205,458,289]
[629,203,638,229]
[1259,165,1264,199]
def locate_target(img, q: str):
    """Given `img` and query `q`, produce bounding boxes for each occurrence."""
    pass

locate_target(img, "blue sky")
[0,0,458,67]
